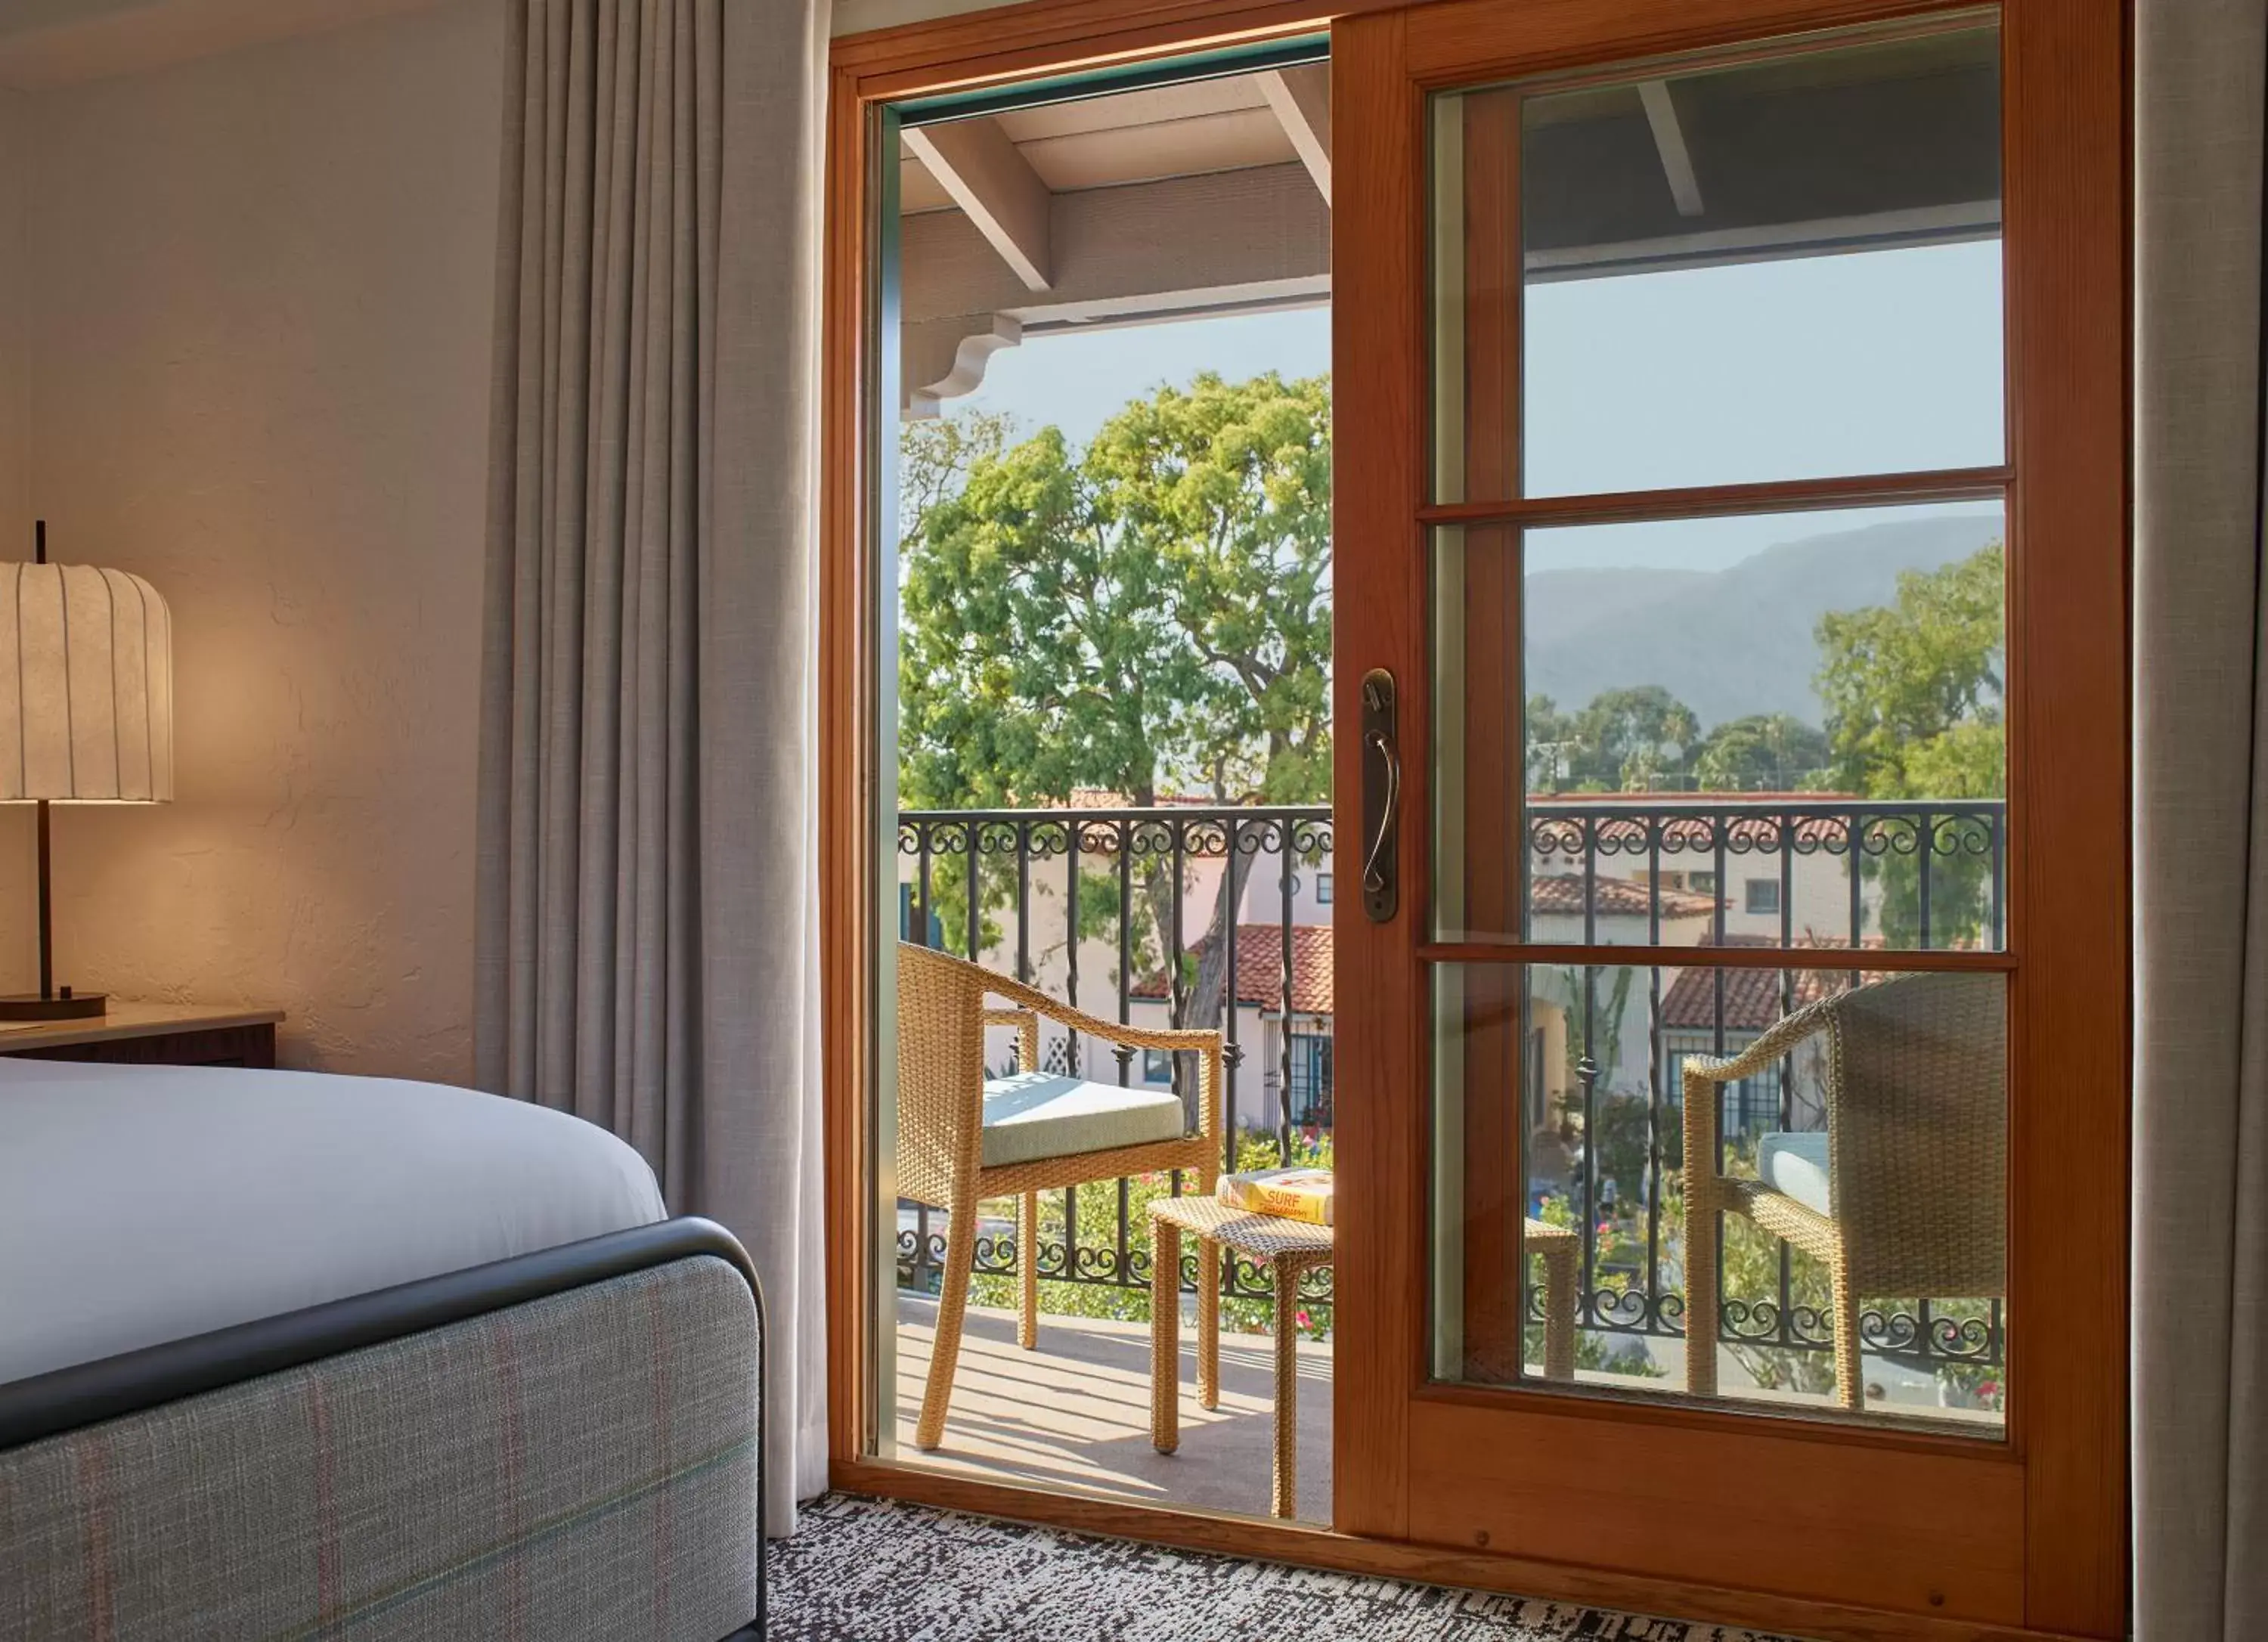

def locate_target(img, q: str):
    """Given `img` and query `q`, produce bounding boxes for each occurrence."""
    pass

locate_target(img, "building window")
[1316,872,1334,905]
[897,883,941,946]
[1287,1033,1334,1126]
[1691,872,1718,894]
[1142,1048,1173,1085]
[1745,878,1781,915]
[1665,1033,1783,1140]
[1731,1070,1785,1134]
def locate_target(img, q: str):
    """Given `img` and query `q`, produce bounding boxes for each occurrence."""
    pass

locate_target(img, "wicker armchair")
[897,942,1224,1451]
[1681,971,2004,1411]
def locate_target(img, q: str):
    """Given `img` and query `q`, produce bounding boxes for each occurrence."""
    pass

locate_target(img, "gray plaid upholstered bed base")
[0,1232,763,1642]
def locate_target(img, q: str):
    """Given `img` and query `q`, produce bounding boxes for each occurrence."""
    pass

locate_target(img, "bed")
[0,1058,766,1641]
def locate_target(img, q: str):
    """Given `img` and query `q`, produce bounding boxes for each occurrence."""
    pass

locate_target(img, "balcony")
[890,795,2010,1514]
[894,1294,1335,1520]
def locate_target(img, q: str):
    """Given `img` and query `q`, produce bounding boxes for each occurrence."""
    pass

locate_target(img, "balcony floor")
[892,1295,1333,1525]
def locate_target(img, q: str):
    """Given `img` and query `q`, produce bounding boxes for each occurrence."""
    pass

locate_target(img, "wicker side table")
[1523,1216,1581,1383]
[1148,1196,1334,1520]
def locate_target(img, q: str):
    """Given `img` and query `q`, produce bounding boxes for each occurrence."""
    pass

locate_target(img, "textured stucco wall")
[2,0,503,1078]
[0,91,26,537]
[0,88,38,993]
[832,0,1000,35]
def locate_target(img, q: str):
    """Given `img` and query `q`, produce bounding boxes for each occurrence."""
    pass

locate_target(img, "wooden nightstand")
[0,1002,284,1069]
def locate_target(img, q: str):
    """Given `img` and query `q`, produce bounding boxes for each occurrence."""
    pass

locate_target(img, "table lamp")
[0,522,174,1021]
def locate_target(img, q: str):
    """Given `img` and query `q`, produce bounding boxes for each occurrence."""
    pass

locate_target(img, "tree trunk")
[1179,834,1263,1147]
[1186,837,1259,1033]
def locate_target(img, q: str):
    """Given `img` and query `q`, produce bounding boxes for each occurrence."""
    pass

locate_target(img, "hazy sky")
[943,239,2005,574]
[954,306,1330,445]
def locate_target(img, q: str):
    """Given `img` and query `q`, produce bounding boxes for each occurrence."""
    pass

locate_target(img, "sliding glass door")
[1330,0,2125,1627]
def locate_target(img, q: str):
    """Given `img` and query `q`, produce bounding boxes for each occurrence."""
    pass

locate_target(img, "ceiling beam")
[899,163,1328,417]
[1637,79,1705,218]
[1255,65,1331,206]
[900,163,1327,333]
[903,118,1054,292]
[1523,199,2000,283]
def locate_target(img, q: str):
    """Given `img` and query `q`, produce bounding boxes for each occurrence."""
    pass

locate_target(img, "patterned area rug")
[770,1494,1801,1641]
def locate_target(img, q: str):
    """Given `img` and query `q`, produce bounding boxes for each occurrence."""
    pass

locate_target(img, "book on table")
[1216,1167,1334,1227]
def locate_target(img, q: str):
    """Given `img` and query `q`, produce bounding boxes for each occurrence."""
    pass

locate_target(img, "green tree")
[1083,373,1334,806]
[1525,695,1577,792]
[1814,543,2005,945]
[1526,686,1703,793]
[898,409,1015,541]
[897,372,1332,1026]
[900,420,1185,814]
[1817,544,2004,797]
[1690,713,1833,792]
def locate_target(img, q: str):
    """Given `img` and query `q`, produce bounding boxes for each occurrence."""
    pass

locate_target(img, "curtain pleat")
[2135,4,2268,1637]
[477,0,830,1532]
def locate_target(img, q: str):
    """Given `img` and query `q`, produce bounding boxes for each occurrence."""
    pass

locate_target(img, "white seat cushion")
[981,1072,1187,1169]
[1757,1130,1833,1217]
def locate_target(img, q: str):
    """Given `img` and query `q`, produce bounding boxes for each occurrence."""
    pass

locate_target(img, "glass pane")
[1431,22,2003,502]
[1430,962,2007,1434]
[1431,500,2008,950]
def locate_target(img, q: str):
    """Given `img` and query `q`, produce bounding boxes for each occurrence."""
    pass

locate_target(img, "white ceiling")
[899,72,1300,213]
[832,0,1002,37]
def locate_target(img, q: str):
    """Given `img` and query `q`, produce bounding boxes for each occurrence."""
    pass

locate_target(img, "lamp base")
[0,990,107,1022]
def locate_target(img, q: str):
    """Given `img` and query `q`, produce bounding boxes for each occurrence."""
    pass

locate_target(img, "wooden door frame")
[1334,0,2129,1631]
[820,0,1357,1496]
[819,3,2131,1637]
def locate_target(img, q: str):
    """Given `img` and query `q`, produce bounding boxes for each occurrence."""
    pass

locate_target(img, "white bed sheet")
[0,1058,666,1384]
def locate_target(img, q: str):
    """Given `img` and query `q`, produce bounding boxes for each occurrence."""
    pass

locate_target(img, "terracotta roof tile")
[1132,923,1334,1015]
[1529,874,1722,920]
[1658,935,1887,1030]
[1660,965,1845,1032]
[1064,787,1225,810]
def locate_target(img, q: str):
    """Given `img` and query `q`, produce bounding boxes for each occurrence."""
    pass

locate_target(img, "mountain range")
[1522,514,2005,727]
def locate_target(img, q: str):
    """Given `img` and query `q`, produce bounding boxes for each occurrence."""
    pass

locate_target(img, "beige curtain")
[474,0,830,1532]
[2136,4,2268,1637]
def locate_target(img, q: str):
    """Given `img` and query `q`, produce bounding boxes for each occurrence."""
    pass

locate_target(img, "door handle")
[1360,668,1399,923]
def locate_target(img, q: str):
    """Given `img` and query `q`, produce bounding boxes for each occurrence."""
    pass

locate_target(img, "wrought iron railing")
[1521,797,2006,950]
[895,804,1335,1315]
[1517,797,2009,1376]
[892,796,2009,1377]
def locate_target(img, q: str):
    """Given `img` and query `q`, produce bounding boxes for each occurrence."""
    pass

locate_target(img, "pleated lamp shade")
[0,562,174,804]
